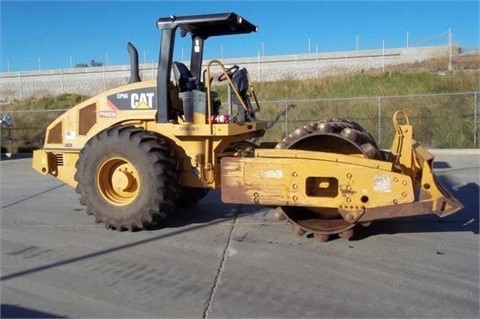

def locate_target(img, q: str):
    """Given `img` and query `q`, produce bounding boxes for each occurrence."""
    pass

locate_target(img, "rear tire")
[74,126,180,231]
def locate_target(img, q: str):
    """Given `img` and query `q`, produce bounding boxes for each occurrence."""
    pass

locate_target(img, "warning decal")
[373,175,392,193]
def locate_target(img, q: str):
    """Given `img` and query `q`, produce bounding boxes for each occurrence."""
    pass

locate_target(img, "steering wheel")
[218,65,240,82]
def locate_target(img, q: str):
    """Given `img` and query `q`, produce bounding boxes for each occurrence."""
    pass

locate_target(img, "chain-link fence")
[1,92,478,155]
[0,109,65,154]
[254,92,479,149]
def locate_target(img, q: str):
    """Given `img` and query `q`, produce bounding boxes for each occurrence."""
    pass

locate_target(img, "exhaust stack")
[127,42,141,83]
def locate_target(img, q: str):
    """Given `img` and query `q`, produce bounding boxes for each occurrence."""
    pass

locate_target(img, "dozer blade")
[410,144,464,217]
[432,174,464,216]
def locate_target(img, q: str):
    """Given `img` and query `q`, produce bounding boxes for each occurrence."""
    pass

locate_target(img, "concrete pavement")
[1,153,478,318]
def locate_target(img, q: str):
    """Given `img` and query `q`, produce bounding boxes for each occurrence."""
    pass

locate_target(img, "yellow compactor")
[32,12,462,241]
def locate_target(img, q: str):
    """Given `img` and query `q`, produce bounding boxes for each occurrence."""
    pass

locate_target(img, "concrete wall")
[0,45,449,102]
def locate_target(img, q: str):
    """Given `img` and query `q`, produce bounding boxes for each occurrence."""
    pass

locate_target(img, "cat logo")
[131,92,154,109]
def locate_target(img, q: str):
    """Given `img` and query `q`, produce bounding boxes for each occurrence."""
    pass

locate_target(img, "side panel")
[220,155,414,209]
[42,81,159,151]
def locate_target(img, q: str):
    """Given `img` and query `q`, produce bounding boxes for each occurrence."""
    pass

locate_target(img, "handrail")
[205,60,253,126]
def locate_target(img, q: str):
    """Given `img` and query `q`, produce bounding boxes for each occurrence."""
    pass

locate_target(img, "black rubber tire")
[177,187,210,207]
[74,125,180,231]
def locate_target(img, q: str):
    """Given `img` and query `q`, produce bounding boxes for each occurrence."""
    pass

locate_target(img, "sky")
[1,1,479,72]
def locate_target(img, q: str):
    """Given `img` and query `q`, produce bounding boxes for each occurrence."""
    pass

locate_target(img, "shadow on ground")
[162,176,478,242]
[1,304,67,318]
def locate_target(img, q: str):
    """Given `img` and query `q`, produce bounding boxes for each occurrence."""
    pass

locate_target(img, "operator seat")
[171,61,220,120]
[172,61,197,92]
[231,68,256,122]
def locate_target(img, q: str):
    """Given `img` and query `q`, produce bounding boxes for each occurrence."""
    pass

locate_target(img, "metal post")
[103,65,106,91]
[378,97,382,145]
[382,40,385,73]
[18,72,23,101]
[285,100,289,138]
[257,50,261,82]
[227,85,232,115]
[448,28,453,71]
[8,124,11,156]
[474,92,478,147]
[61,69,64,93]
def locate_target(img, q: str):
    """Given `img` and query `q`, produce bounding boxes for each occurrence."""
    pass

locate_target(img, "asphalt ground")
[1,151,479,318]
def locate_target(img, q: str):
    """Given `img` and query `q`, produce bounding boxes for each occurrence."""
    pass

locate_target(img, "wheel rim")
[97,157,140,206]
